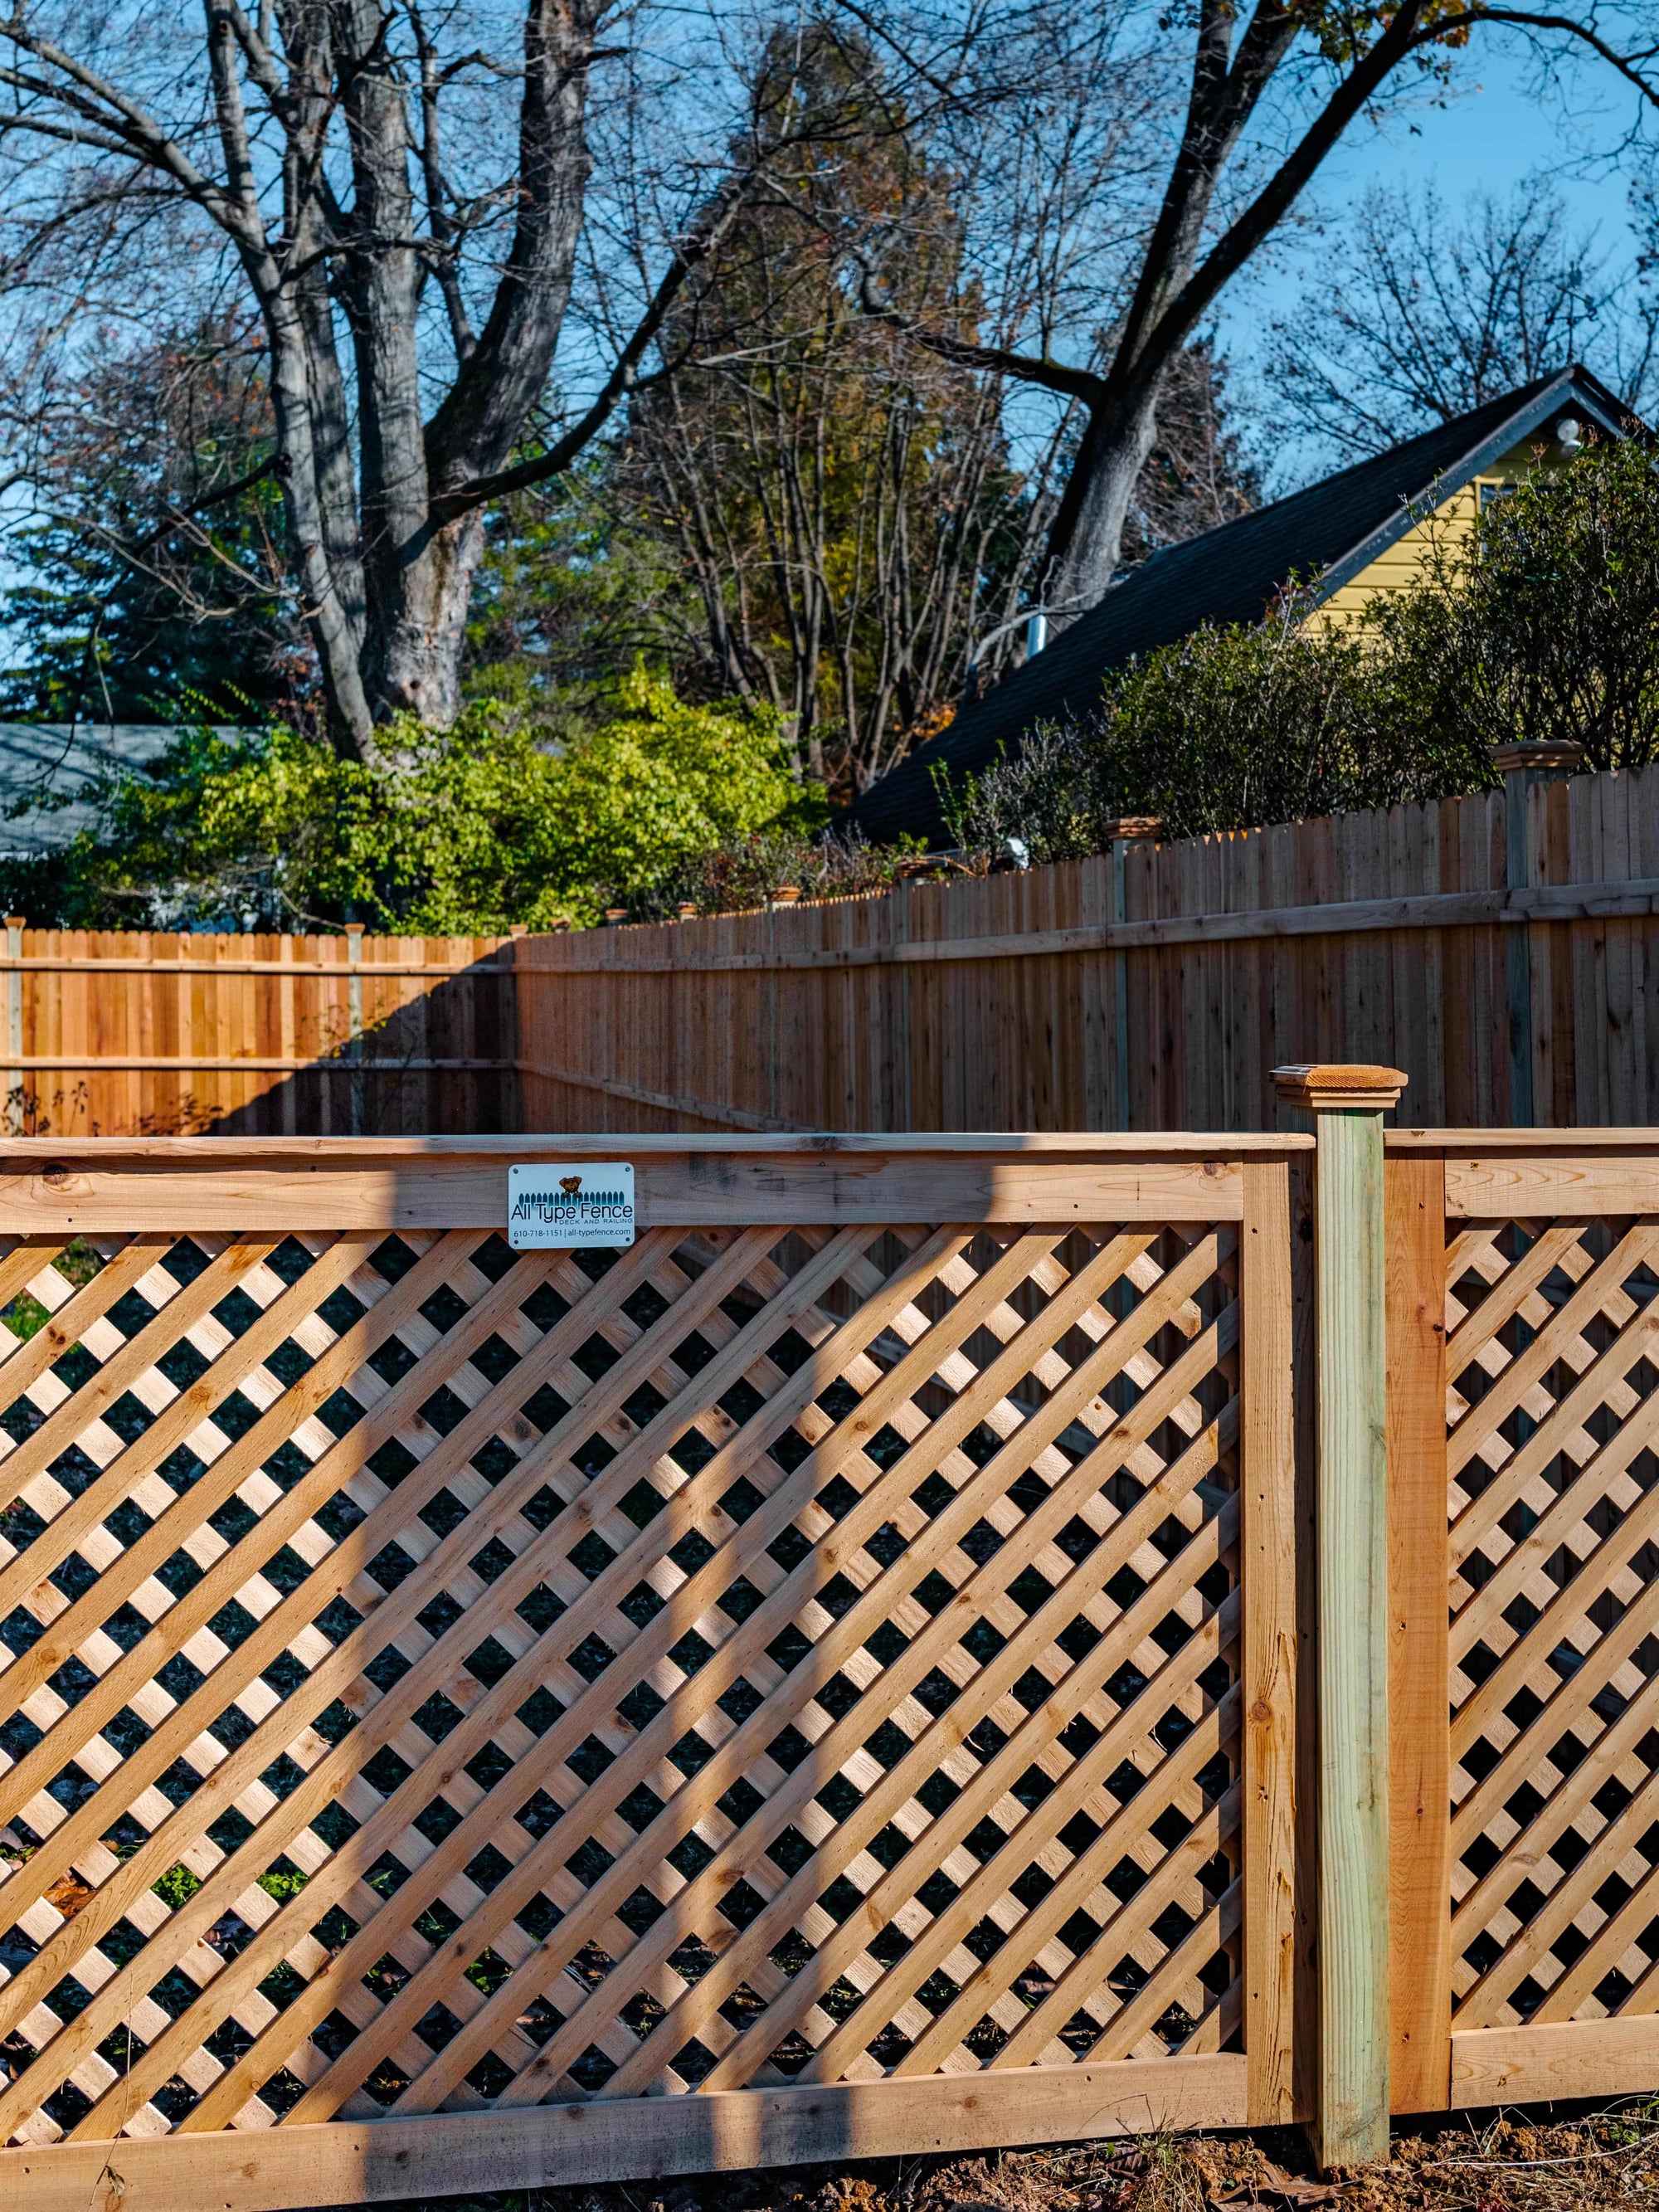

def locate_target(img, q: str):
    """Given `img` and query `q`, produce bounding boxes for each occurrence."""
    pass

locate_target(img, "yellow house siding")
[1305,483,1477,627]
[1302,426,1566,631]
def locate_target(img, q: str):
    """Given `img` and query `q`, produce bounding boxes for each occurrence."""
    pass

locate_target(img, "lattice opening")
[1447,1216,1659,2030]
[0,1216,1240,2143]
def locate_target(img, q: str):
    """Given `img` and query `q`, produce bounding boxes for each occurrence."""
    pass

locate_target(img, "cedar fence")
[0,1086,1657,2212]
[2,925,518,1139]
[12,749,1659,1144]
[514,746,1659,1136]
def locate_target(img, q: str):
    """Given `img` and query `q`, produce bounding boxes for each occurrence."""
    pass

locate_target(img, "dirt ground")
[368,2104,1659,2212]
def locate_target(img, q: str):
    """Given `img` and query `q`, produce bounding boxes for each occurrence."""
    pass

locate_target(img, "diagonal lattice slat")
[1445,1216,1659,2035]
[0,1215,1239,2146]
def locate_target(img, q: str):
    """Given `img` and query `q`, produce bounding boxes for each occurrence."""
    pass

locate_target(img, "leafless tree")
[0,0,920,753]
[611,6,1202,789]
[1262,178,1659,460]
[862,0,1659,628]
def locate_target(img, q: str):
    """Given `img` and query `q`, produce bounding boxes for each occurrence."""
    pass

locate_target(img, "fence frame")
[0,1128,1305,2212]
[7,1106,1659,2211]
[1384,1126,1659,2116]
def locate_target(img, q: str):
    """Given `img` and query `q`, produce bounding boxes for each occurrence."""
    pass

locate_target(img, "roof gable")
[849,363,1634,844]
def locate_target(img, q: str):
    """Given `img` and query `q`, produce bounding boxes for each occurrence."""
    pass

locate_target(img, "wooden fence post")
[1242,1152,1299,2126]
[1384,1146,1451,2114]
[1272,1062,1407,2173]
[1492,742,1582,1126]
[4,917,22,1136]
[1104,817,1161,1133]
[346,923,366,1138]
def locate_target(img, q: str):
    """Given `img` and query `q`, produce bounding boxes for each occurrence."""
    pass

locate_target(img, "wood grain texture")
[1384,1155,1452,2115]
[1451,2018,1659,2105]
[1242,1158,1299,2125]
[3,929,516,1137]
[1441,1152,1659,1216]
[1312,1107,1391,2171]
[0,1152,1260,1231]
[0,2057,1250,2212]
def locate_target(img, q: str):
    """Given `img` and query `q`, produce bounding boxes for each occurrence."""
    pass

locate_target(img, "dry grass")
[364,2102,1659,2212]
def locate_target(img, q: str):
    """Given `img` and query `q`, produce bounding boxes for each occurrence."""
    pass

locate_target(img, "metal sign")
[507,1162,637,1248]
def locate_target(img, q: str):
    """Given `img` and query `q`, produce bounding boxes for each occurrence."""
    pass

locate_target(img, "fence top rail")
[1386,1129,1659,1148]
[0,1131,1310,1162]
[0,1131,1304,1231]
[0,955,513,977]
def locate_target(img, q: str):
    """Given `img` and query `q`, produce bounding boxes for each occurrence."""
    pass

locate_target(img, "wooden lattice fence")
[0,1136,1299,2212]
[4,1113,1659,2212]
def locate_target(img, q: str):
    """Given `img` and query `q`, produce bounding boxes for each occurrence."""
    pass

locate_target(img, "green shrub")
[2,668,819,931]
[939,430,1659,850]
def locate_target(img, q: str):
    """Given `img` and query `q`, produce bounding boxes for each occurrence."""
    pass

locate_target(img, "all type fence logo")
[507,1162,637,1249]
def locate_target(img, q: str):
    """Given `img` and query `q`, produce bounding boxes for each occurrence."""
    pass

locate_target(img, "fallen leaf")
[43,1872,93,1922]
[1210,2167,1345,2210]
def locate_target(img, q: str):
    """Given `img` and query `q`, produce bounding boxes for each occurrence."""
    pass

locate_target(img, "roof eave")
[1312,366,1636,603]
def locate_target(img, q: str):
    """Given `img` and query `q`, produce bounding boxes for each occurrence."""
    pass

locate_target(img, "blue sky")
[1216,31,1652,473]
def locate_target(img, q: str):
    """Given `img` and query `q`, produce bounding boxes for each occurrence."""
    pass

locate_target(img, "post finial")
[1272,1063,1408,1112]
[1491,738,1584,777]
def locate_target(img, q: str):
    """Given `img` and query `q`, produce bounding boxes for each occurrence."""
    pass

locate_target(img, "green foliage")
[463,461,703,737]
[5,669,819,931]
[1420,430,1659,763]
[941,433,1659,850]
[0,1240,103,1350]
[631,823,924,920]
[255,1865,311,1906]
[0,319,304,723]
[151,1864,202,1909]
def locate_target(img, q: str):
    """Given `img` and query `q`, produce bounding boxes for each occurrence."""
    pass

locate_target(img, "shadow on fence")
[2,928,519,1138]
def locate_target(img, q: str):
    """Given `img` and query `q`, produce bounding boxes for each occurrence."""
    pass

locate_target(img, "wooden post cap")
[1272,1063,1408,1111]
[4,917,24,929]
[1491,739,1584,775]
[1102,816,1164,840]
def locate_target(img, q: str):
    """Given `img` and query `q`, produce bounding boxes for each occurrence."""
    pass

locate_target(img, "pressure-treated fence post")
[1103,816,1160,1132]
[1492,740,1581,1126]
[1272,1062,1407,2174]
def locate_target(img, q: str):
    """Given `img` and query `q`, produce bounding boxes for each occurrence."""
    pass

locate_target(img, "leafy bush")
[631,824,922,919]
[1424,429,1659,762]
[939,430,1659,850]
[4,669,818,930]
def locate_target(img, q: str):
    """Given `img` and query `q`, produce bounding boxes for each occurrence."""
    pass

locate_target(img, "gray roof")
[849,364,1635,845]
[0,723,182,855]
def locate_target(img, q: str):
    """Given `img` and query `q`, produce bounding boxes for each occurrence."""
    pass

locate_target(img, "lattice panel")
[0,1216,1240,2146]
[1447,1216,1659,2031]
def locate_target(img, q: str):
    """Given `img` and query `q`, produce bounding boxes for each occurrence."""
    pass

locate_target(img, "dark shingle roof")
[849,363,1632,845]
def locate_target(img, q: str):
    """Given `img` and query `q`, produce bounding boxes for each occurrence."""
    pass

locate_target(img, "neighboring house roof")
[849,363,1634,846]
[0,723,178,856]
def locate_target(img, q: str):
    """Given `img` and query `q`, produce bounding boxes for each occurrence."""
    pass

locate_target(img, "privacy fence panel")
[2,930,518,1139]
[513,756,1659,1137]
[0,1134,1302,2212]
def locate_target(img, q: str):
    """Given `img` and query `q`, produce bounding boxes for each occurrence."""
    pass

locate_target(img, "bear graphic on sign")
[560,1175,582,1197]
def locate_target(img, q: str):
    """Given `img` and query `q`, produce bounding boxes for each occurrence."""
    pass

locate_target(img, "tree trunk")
[1042,390,1162,622]
[360,513,489,725]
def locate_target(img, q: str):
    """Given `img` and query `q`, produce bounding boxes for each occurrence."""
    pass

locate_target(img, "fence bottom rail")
[0,2060,1248,2212]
